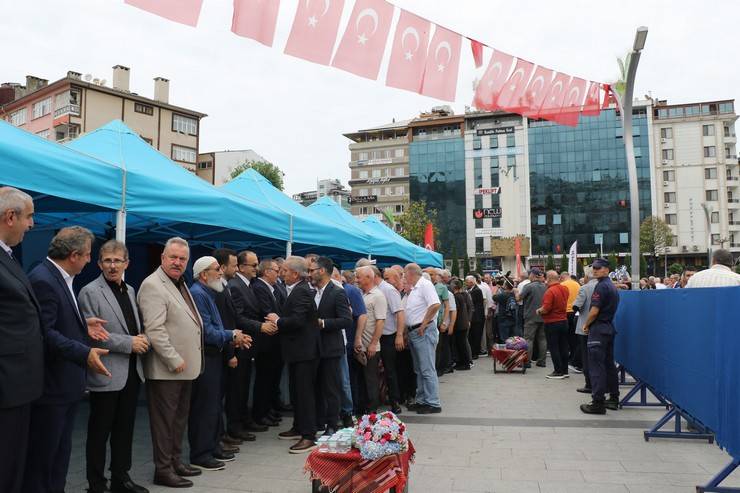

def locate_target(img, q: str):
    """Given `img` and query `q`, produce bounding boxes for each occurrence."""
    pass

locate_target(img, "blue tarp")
[361,215,443,267]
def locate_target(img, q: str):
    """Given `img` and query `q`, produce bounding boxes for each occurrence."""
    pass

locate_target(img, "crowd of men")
[3,184,740,492]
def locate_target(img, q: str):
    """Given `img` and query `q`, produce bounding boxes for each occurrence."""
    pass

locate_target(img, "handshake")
[232,329,253,349]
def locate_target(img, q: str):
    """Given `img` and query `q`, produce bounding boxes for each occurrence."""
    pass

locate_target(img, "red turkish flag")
[582,81,601,117]
[521,66,554,117]
[424,223,435,251]
[331,0,394,80]
[385,9,430,93]
[420,25,462,102]
[284,0,346,65]
[602,83,616,109]
[553,77,587,126]
[537,72,570,122]
[470,39,484,68]
[125,0,203,27]
[472,50,514,111]
[496,58,535,113]
[231,0,281,47]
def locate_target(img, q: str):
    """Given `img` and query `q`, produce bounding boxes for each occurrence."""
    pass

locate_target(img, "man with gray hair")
[687,249,740,287]
[355,266,386,414]
[0,187,43,493]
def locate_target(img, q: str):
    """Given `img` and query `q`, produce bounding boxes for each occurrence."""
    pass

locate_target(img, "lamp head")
[633,27,648,52]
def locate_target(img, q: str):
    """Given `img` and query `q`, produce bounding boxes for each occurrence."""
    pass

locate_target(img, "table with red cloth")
[490,348,528,374]
[305,441,415,493]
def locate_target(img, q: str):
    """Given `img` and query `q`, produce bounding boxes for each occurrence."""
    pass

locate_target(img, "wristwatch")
[318,319,324,328]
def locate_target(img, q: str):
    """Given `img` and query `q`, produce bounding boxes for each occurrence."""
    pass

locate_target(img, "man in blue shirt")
[189,256,251,471]
[340,269,366,423]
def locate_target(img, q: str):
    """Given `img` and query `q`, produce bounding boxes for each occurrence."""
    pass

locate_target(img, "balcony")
[728,199,740,208]
[53,104,80,118]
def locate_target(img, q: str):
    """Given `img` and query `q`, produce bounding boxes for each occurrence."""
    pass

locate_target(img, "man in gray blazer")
[79,240,150,493]
[138,237,204,488]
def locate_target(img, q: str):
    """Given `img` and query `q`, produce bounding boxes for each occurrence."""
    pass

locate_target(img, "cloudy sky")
[3,0,738,195]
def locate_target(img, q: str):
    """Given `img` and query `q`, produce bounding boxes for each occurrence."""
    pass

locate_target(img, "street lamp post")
[701,202,713,267]
[612,26,648,290]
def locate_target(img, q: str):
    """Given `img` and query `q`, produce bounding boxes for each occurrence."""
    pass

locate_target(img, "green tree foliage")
[640,254,648,277]
[450,247,459,278]
[559,254,568,274]
[608,252,618,270]
[462,253,471,277]
[669,263,684,275]
[397,200,438,247]
[614,52,632,98]
[545,254,555,271]
[640,216,674,258]
[229,160,285,191]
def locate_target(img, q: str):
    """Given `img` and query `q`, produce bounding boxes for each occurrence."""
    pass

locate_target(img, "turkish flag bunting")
[284,0,346,65]
[125,0,203,27]
[420,25,462,102]
[472,50,514,111]
[331,0,394,80]
[602,83,613,109]
[231,0,281,47]
[496,58,535,113]
[582,81,601,117]
[553,77,587,127]
[521,66,554,117]
[537,72,570,122]
[424,223,435,251]
[470,39,484,68]
[385,9,430,93]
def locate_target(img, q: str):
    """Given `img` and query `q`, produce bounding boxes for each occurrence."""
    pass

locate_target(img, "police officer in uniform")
[580,258,620,414]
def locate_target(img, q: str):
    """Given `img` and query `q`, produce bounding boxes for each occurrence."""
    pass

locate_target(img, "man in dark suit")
[23,226,110,493]
[269,256,320,453]
[250,259,283,428]
[0,187,43,493]
[465,276,486,360]
[309,256,352,435]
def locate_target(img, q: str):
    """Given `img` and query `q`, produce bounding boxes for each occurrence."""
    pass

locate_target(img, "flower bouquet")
[354,411,409,460]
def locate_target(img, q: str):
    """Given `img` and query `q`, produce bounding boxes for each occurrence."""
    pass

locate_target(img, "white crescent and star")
[486,60,505,88]
[566,86,582,105]
[355,8,378,45]
[435,41,451,72]
[401,26,420,61]
[305,0,331,28]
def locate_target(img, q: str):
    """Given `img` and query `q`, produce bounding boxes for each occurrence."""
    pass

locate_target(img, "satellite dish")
[84,74,92,81]
[99,79,106,86]
[92,78,100,85]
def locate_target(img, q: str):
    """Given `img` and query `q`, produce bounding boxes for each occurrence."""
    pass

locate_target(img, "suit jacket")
[227,275,262,357]
[137,267,203,381]
[214,286,237,361]
[0,250,43,408]
[278,280,320,363]
[250,277,281,354]
[315,281,352,359]
[29,259,90,404]
[468,285,485,323]
[78,274,145,391]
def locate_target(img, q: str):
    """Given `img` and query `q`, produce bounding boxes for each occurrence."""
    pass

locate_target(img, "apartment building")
[197,149,267,185]
[1,65,206,171]
[293,178,351,210]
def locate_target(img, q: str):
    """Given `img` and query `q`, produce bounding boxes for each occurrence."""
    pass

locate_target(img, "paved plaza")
[65,357,739,493]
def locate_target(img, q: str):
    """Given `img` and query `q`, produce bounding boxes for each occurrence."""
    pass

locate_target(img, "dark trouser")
[579,334,591,389]
[316,356,341,430]
[379,335,401,405]
[516,305,525,337]
[523,319,546,365]
[545,320,570,375]
[253,349,282,421]
[146,380,191,476]
[346,345,363,415]
[498,319,515,342]
[435,330,452,374]
[453,329,471,367]
[225,348,253,434]
[289,359,319,440]
[587,322,619,402]
[23,401,78,493]
[468,319,484,357]
[358,353,380,413]
[0,404,30,493]
[189,351,224,464]
[567,312,581,368]
[396,347,416,402]
[87,360,141,490]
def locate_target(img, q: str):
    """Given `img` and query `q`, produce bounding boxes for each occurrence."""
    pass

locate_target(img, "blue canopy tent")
[220,169,371,262]
[361,215,443,267]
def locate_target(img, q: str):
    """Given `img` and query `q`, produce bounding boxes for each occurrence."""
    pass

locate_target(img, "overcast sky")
[3,0,738,195]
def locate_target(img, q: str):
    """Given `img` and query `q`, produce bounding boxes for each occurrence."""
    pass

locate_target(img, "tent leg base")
[619,380,669,409]
[644,407,714,443]
[697,460,740,493]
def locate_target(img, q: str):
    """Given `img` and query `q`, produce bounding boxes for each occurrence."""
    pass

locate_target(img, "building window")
[703,124,715,137]
[371,169,381,178]
[475,237,484,252]
[9,108,27,126]
[35,129,50,140]
[711,234,721,245]
[706,190,719,201]
[661,149,674,160]
[711,211,720,223]
[395,186,404,195]
[705,168,718,179]
[171,144,197,164]
[660,127,673,139]
[359,152,369,161]
[359,188,368,196]
[372,188,381,196]
[32,97,52,119]
[197,161,212,169]
[553,214,562,225]
[172,114,198,135]
[663,170,675,182]
[394,148,404,158]
[726,146,735,159]
[619,232,629,244]
[719,102,734,114]
[506,134,516,147]
[664,192,676,203]
[359,170,368,179]
[724,123,736,137]
[135,102,154,115]
[395,204,404,213]
[704,146,716,158]
[489,136,498,148]
[664,214,677,225]
[395,167,405,177]
[473,139,482,150]
[537,214,546,225]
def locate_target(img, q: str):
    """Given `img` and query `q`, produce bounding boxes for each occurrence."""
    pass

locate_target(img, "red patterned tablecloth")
[490,348,528,372]
[305,441,415,493]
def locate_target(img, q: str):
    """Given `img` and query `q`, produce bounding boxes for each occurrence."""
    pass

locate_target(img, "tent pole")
[115,210,126,242]
[286,214,293,257]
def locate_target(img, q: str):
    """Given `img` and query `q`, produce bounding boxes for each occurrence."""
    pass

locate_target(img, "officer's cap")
[590,258,610,269]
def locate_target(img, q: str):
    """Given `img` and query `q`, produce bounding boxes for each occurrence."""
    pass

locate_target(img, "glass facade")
[528,108,652,256]
[409,135,466,257]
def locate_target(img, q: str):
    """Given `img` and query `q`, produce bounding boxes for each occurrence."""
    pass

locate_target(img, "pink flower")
[364,432,371,440]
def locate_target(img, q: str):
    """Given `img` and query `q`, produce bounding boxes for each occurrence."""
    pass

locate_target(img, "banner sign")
[568,240,578,275]
[475,227,503,237]
[472,208,501,219]
[349,195,377,204]
[474,187,500,195]
[476,127,514,136]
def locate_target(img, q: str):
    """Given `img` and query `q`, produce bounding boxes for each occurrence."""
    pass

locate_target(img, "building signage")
[476,126,514,136]
[367,158,394,165]
[366,177,391,184]
[467,147,523,158]
[472,208,502,219]
[474,187,500,195]
[475,227,503,237]
[349,195,377,204]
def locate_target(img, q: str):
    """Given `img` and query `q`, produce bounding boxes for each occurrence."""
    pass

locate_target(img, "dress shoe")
[341,414,355,428]
[111,476,149,493]
[278,428,302,440]
[390,404,403,415]
[153,472,193,488]
[229,429,256,441]
[245,422,269,432]
[322,427,337,437]
[275,403,293,412]
[220,443,240,454]
[289,438,317,454]
[576,387,592,394]
[454,364,471,371]
[255,417,280,427]
[174,463,202,477]
[268,410,283,420]
[605,397,620,410]
[214,452,236,462]
[580,401,607,415]
[536,361,547,368]
[191,458,226,471]
[221,434,243,445]
[416,405,442,414]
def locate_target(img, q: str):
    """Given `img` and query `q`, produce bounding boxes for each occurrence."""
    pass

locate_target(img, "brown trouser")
[146,380,192,476]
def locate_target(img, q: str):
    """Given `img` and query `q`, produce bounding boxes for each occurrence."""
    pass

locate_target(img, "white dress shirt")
[235,272,251,287]
[478,282,493,311]
[47,257,80,312]
[686,265,740,288]
[404,277,440,326]
[0,239,12,258]
[377,280,402,335]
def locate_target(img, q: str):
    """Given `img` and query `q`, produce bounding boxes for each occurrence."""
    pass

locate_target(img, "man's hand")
[418,322,428,337]
[227,356,238,369]
[131,334,149,354]
[174,361,186,373]
[583,324,590,335]
[86,317,109,342]
[265,313,279,323]
[87,348,111,377]
[368,345,378,359]
[536,307,543,316]
[260,321,277,335]
[234,330,253,349]
[354,340,364,354]
[394,335,405,351]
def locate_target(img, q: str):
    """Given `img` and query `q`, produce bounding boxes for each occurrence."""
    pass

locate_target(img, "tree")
[640,254,648,278]
[545,254,555,271]
[608,252,618,271]
[462,253,471,277]
[559,254,568,274]
[624,253,632,276]
[450,247,460,278]
[397,200,438,247]
[669,263,684,275]
[640,216,674,276]
[229,160,285,190]
[614,52,632,98]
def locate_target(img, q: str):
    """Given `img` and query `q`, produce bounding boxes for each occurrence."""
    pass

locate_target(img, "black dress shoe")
[191,458,226,471]
[173,463,202,477]
[580,401,607,415]
[221,434,243,445]
[390,405,403,415]
[245,422,269,432]
[213,452,236,462]
[275,403,293,412]
[341,414,355,428]
[268,410,283,420]
[153,472,193,488]
[111,477,149,493]
[220,443,240,454]
[255,417,280,427]
[229,429,256,441]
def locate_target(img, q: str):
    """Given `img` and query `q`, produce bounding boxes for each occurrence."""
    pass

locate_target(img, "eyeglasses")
[308,268,322,273]
[101,259,127,266]
[240,263,258,268]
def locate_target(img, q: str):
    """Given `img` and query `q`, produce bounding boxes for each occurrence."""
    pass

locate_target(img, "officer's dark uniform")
[586,272,620,409]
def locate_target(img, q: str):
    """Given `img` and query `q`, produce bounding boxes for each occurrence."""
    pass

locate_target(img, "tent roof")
[361,215,443,267]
